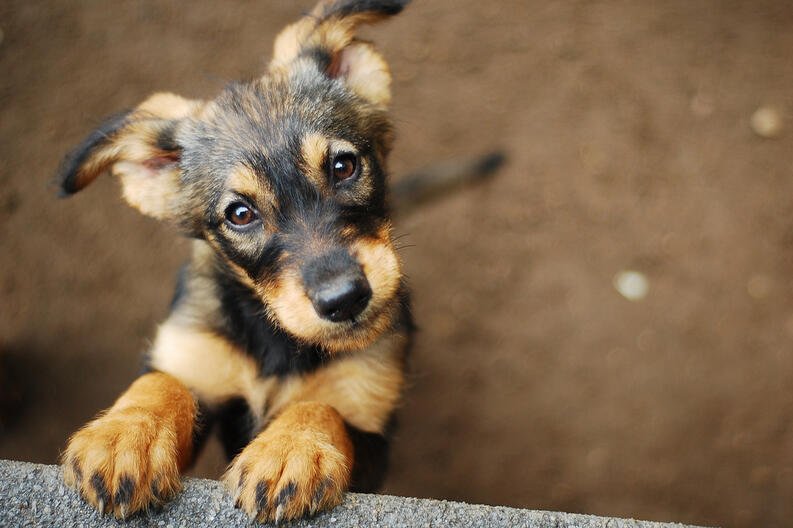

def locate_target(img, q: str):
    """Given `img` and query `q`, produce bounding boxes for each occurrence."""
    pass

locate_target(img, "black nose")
[310,274,372,322]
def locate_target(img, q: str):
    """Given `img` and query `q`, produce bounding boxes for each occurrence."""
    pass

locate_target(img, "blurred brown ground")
[2,1,793,527]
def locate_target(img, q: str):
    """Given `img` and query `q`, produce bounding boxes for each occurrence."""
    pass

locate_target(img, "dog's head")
[57,0,410,353]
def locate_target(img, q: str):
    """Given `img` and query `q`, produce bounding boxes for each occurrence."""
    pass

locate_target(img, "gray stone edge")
[0,460,710,528]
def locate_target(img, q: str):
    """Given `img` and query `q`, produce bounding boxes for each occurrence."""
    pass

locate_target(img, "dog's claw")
[310,479,328,515]
[91,472,111,514]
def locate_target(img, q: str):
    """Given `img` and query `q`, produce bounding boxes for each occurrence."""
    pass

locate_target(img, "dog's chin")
[270,299,397,354]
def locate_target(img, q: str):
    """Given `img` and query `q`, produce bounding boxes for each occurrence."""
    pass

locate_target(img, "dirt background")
[2,1,793,527]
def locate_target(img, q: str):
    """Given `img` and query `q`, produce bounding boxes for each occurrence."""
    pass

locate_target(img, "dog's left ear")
[57,93,204,221]
[270,0,410,108]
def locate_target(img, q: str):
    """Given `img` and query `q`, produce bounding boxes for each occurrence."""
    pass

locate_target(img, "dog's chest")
[148,322,292,422]
[149,320,406,436]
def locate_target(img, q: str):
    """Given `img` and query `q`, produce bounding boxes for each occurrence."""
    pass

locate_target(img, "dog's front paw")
[62,408,183,518]
[224,402,353,524]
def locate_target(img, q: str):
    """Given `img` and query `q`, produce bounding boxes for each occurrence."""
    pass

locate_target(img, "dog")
[56,0,501,523]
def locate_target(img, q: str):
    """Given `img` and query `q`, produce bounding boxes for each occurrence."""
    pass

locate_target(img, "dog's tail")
[392,151,506,216]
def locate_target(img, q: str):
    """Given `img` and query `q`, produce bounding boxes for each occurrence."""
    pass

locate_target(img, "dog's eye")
[225,202,258,227]
[330,153,358,184]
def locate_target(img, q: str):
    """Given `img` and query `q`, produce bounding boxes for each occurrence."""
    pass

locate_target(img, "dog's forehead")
[175,66,391,208]
[175,74,363,210]
[195,72,358,155]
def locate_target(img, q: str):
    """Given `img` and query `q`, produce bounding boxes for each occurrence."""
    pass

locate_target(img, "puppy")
[59,0,413,522]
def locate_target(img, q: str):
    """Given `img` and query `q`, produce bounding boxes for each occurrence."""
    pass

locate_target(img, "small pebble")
[750,106,783,138]
[747,274,772,299]
[613,270,649,301]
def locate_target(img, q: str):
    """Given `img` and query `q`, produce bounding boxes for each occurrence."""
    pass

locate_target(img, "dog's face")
[57,1,408,353]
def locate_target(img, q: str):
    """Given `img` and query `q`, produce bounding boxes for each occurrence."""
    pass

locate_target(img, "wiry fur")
[59,1,414,523]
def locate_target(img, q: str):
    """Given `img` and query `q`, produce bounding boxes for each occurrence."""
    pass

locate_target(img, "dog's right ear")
[57,93,204,221]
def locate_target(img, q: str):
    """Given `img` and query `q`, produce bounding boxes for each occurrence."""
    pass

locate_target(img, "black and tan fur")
[57,1,413,523]
[57,0,500,523]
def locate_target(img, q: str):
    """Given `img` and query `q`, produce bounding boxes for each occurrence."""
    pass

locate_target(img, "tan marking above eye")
[301,133,329,188]
[225,166,276,212]
[226,167,260,196]
[301,135,365,192]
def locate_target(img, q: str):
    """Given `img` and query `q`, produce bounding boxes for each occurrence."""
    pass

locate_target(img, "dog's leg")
[62,372,197,518]
[223,401,353,524]
[223,331,407,523]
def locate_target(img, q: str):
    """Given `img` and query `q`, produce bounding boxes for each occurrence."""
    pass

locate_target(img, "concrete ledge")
[0,460,706,528]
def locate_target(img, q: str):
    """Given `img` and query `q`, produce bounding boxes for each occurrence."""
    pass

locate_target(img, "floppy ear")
[57,92,204,220]
[269,0,410,107]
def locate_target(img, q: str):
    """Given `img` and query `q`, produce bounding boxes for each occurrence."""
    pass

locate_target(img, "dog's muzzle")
[303,249,372,322]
